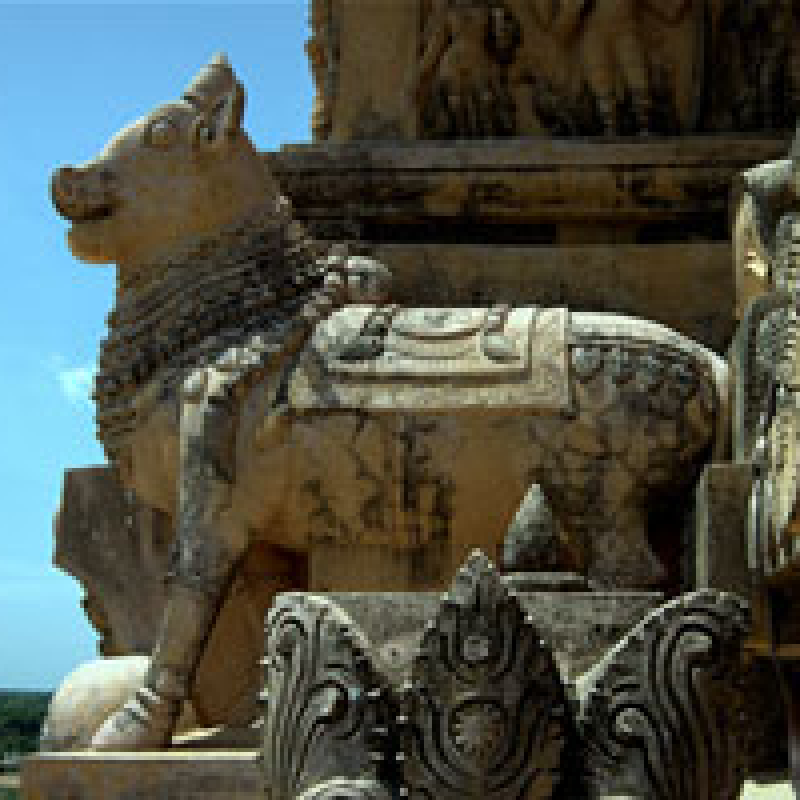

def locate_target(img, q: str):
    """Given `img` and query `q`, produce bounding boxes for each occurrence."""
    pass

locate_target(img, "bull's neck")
[97,209,325,461]
[114,203,296,297]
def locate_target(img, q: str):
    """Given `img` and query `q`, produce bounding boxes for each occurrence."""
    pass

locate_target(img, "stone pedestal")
[20,755,794,800]
[25,582,661,799]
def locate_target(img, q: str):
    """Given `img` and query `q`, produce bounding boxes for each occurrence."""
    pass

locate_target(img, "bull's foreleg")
[91,368,247,750]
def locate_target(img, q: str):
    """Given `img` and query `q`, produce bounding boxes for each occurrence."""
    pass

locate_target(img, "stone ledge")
[21,751,262,800]
[274,136,787,170]
[269,136,787,225]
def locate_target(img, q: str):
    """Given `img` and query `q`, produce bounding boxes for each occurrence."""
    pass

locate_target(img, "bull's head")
[51,54,282,268]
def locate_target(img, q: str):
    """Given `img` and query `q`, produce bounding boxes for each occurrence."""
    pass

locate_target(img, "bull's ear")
[218,80,246,140]
[186,54,246,152]
[189,81,245,153]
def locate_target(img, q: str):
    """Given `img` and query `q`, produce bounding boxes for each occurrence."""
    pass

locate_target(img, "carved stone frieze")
[261,594,395,800]
[710,0,800,133]
[398,551,568,800]
[578,590,752,800]
[309,0,800,140]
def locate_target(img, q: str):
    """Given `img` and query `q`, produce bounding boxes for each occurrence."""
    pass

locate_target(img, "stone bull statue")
[51,55,728,750]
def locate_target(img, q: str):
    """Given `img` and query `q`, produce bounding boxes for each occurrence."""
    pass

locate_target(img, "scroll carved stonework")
[295,779,392,800]
[399,552,568,800]
[261,594,394,800]
[579,590,751,800]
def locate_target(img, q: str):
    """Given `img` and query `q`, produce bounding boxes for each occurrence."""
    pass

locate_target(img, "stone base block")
[20,751,262,800]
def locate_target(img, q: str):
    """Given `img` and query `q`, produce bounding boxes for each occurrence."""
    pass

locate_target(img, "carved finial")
[400,550,568,800]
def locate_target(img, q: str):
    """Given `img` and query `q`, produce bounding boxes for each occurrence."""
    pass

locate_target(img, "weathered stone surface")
[20,751,263,800]
[329,0,419,141]
[502,484,571,573]
[40,657,152,752]
[55,466,172,656]
[285,309,727,589]
[693,462,753,596]
[21,754,791,800]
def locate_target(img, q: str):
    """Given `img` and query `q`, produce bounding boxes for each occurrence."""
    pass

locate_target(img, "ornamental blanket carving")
[290,306,569,411]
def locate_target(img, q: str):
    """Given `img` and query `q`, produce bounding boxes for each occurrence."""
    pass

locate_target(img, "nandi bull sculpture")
[51,55,728,750]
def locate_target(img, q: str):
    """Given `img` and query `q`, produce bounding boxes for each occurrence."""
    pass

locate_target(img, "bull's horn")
[211,52,230,69]
[183,52,238,113]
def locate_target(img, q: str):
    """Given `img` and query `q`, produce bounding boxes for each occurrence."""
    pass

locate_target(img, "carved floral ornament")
[260,557,761,800]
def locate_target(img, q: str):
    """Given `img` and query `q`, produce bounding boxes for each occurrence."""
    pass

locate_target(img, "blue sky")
[0,2,312,689]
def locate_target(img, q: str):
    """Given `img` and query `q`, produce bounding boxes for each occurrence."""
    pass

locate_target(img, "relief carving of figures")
[314,0,800,139]
[709,0,800,132]
[412,0,705,138]
[413,0,516,138]
[513,0,704,136]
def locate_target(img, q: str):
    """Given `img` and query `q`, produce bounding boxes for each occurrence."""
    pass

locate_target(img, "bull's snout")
[51,166,117,223]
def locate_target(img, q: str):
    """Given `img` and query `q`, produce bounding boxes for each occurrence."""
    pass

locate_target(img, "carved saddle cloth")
[290,305,570,412]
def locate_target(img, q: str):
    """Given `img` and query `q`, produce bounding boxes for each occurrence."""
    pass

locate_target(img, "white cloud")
[56,363,95,409]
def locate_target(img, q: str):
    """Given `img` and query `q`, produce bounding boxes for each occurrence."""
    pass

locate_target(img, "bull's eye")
[148,118,178,149]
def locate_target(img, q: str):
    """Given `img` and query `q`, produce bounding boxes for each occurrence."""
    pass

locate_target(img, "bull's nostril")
[51,165,116,222]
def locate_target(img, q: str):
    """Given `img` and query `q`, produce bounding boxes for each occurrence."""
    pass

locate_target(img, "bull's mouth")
[71,204,116,224]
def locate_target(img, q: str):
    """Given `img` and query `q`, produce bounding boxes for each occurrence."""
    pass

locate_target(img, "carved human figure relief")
[414,0,514,137]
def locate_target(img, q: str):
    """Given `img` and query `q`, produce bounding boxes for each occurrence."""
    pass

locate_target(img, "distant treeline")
[0,691,51,760]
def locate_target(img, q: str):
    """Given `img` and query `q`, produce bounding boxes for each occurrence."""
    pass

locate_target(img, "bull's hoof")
[89,687,179,751]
